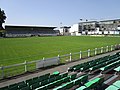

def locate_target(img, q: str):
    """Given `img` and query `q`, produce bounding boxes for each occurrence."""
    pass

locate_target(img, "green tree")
[0,8,6,29]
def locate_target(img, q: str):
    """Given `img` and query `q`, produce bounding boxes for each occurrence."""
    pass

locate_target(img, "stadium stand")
[5,25,58,37]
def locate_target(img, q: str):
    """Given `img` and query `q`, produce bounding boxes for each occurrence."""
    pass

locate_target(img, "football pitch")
[0,36,120,66]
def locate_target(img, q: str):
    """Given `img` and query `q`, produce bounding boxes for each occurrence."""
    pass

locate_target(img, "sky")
[0,0,120,28]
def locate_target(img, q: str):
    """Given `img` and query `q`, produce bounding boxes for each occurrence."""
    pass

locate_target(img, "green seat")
[74,75,88,85]
[73,64,83,71]
[53,85,66,90]
[80,65,90,71]
[68,64,79,72]
[55,79,63,86]
[63,77,70,83]
[33,77,38,81]
[84,78,102,89]
[64,81,74,89]
[80,75,88,84]
[39,73,50,81]
[53,71,60,76]
[26,79,33,85]
[20,86,31,90]
[0,86,8,90]
[18,81,27,89]
[55,75,62,80]
[30,82,40,89]
[9,83,18,90]
[114,66,120,72]
[74,78,82,85]
[40,80,49,86]
[27,79,35,86]
[35,85,47,90]
[70,73,77,80]
[46,82,55,89]
[49,77,55,83]
[61,72,68,78]
[43,73,50,80]
[76,86,87,90]
[113,80,120,88]
[105,85,120,90]
[50,74,55,78]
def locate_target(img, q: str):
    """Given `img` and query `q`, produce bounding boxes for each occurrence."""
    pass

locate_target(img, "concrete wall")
[69,24,80,36]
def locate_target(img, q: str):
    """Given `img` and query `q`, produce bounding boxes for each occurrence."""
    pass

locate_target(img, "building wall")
[69,24,81,36]
[69,19,120,35]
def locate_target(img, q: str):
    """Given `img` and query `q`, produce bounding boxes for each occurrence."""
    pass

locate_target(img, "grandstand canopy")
[5,24,56,29]
[5,24,57,37]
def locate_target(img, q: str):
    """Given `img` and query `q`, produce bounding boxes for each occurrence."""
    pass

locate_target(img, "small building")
[5,24,57,37]
[59,26,71,35]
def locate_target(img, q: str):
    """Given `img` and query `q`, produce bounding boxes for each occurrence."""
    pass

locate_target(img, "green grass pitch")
[0,36,120,66]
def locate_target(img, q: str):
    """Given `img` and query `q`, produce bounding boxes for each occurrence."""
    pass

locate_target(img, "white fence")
[0,44,119,79]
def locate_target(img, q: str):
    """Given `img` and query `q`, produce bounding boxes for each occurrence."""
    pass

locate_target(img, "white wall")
[117,27,120,30]
[69,24,79,36]
[59,28,64,35]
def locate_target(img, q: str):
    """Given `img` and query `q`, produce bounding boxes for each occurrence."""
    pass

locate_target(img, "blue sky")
[0,0,120,27]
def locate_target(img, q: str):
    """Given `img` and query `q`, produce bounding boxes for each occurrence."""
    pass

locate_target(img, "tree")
[0,8,6,29]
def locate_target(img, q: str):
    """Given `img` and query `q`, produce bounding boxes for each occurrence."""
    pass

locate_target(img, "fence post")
[43,57,45,67]
[111,45,113,51]
[106,46,108,52]
[24,61,27,72]
[88,49,90,57]
[70,53,72,62]
[58,55,60,64]
[95,48,97,55]
[1,65,4,79]
[114,44,117,50]
[101,47,103,53]
[80,51,82,59]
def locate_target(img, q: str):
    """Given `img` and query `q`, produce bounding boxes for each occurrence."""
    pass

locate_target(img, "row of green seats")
[28,72,68,90]
[0,73,51,90]
[53,74,88,90]
[35,73,72,90]
[89,56,120,71]
[0,71,60,90]
[33,72,68,90]
[105,80,120,90]
[76,77,104,90]
[73,59,98,72]
[100,59,120,71]
[68,55,111,72]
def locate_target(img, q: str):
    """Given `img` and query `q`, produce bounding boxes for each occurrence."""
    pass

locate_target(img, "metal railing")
[0,44,119,79]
